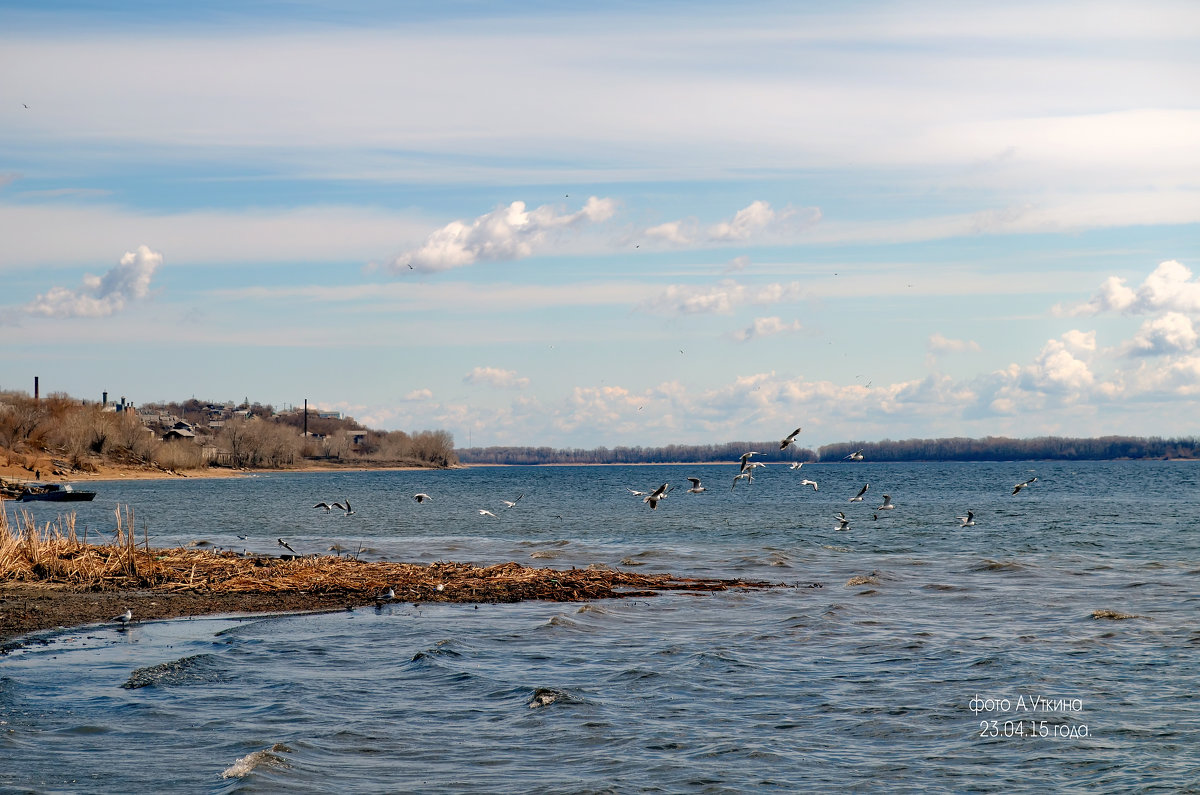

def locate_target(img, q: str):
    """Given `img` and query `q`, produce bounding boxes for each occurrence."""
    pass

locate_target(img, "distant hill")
[457,435,1200,465]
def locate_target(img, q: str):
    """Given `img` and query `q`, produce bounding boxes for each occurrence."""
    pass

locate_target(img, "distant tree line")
[458,435,1200,465]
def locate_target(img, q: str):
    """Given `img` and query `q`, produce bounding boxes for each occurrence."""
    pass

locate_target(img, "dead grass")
[0,504,771,603]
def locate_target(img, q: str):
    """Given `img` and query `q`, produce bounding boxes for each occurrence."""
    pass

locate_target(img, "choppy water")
[2,461,1198,792]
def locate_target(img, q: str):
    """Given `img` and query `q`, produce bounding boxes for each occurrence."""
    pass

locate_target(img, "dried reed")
[1,503,771,602]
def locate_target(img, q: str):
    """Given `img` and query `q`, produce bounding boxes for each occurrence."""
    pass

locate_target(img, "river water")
[1,461,1197,792]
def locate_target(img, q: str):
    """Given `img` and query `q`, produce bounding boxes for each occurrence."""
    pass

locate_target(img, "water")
[2,461,1198,792]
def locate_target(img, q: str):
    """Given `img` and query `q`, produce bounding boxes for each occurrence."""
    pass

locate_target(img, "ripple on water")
[121,654,227,690]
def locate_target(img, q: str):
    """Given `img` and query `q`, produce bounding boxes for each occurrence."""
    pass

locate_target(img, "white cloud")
[24,245,162,318]
[637,279,805,316]
[386,197,615,273]
[928,332,981,354]
[1127,312,1198,357]
[645,201,821,247]
[404,388,434,401]
[733,316,803,342]
[463,366,530,390]
[1061,260,1200,317]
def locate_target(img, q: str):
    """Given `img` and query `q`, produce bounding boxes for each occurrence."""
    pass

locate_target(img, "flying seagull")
[877,495,895,510]
[340,499,354,516]
[313,502,334,511]
[849,483,869,502]
[413,493,432,503]
[834,511,851,531]
[788,462,805,470]
[685,477,707,494]
[957,510,975,527]
[478,509,497,518]
[501,493,524,508]
[779,427,803,450]
[732,472,754,490]
[845,449,865,461]
[644,483,671,510]
[1012,477,1038,495]
[738,451,760,473]
[277,538,296,554]
[799,478,818,491]
[112,608,132,627]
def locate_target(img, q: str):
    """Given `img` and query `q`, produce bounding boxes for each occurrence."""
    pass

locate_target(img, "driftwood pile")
[1,506,770,604]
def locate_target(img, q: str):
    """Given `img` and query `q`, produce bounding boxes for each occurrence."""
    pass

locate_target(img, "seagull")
[799,479,818,491]
[277,538,296,554]
[413,493,432,503]
[845,449,865,461]
[644,483,671,510]
[313,502,334,511]
[849,483,869,502]
[339,499,355,516]
[685,477,707,494]
[627,488,648,497]
[957,510,975,527]
[834,512,851,531]
[501,493,524,508]
[745,461,767,472]
[732,472,754,490]
[877,495,895,510]
[478,509,497,518]
[376,587,395,601]
[738,451,760,473]
[1012,477,1038,495]
[779,427,803,450]
[112,608,132,627]
[788,462,805,470]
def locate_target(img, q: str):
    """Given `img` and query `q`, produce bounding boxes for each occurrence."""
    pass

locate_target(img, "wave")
[968,559,1029,572]
[221,743,293,779]
[121,653,226,690]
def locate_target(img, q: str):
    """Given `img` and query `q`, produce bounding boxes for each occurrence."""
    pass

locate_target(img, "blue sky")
[2,1,1198,449]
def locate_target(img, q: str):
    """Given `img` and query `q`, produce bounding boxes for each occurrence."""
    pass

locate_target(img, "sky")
[1,1,1198,449]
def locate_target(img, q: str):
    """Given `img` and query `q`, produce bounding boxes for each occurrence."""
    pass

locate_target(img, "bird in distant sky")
[277,538,296,554]
[780,427,802,450]
[413,493,432,503]
[849,483,869,502]
[1012,477,1038,495]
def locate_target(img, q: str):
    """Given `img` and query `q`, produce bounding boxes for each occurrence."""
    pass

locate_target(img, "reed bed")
[0,504,771,603]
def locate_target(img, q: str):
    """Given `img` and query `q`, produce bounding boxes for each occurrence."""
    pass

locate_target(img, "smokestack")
[103,391,108,406]
[34,376,39,403]
[304,399,308,437]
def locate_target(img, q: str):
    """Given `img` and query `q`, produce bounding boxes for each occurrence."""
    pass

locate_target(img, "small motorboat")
[15,483,97,502]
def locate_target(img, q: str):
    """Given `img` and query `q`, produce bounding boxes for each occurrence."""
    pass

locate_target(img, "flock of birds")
[108,426,1042,629]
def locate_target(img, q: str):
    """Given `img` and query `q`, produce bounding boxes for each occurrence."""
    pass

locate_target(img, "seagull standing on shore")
[779,427,803,450]
[1012,477,1038,495]
[277,538,296,554]
[112,608,132,627]
[849,483,869,502]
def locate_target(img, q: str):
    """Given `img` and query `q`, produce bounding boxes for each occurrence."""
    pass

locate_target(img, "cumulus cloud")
[1127,312,1198,356]
[386,196,615,273]
[1022,331,1096,394]
[733,316,803,342]
[636,279,804,316]
[24,245,162,318]
[643,201,820,247]
[1060,260,1200,316]
[404,388,434,401]
[928,332,981,353]
[463,366,530,389]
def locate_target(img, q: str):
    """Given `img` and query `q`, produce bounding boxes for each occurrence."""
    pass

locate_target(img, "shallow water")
[2,461,1198,792]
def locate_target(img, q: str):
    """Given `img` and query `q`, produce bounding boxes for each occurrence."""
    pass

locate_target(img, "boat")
[15,483,97,502]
